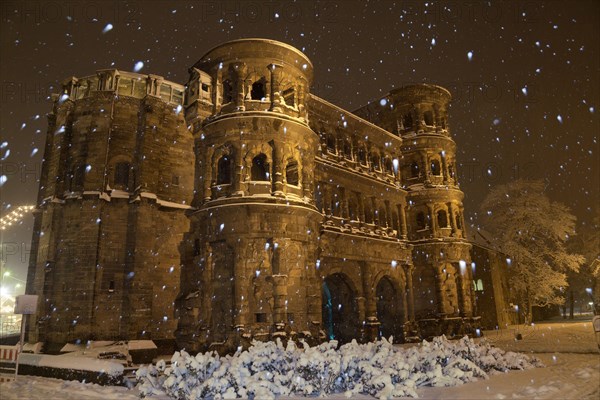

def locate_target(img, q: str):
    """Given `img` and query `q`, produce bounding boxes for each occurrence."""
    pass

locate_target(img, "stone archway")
[376,276,404,341]
[322,273,358,343]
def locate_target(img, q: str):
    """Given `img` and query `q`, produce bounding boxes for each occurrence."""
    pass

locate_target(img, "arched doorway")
[376,276,404,341]
[322,273,358,343]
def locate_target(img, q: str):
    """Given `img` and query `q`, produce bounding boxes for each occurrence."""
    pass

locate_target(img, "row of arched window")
[215,154,300,186]
[322,133,397,177]
[414,208,464,233]
[315,182,407,237]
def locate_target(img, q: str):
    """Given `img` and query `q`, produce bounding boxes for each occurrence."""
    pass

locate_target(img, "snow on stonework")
[135,336,543,399]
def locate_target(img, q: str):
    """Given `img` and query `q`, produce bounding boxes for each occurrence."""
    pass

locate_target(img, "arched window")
[282,87,295,106]
[411,162,420,178]
[416,212,426,230]
[437,210,448,228]
[251,154,269,181]
[476,279,484,291]
[343,139,352,159]
[377,207,387,227]
[370,153,381,171]
[456,213,463,230]
[326,134,336,153]
[392,211,399,232]
[348,197,358,221]
[384,158,394,175]
[285,160,299,186]
[251,79,266,100]
[222,79,233,103]
[217,155,232,185]
[424,110,434,126]
[403,113,413,129]
[431,159,441,176]
[114,162,130,190]
[358,146,367,165]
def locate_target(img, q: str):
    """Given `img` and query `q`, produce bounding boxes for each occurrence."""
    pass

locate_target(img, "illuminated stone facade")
[27,39,477,352]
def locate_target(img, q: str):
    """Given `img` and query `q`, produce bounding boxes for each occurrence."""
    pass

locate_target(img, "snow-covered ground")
[1,320,598,400]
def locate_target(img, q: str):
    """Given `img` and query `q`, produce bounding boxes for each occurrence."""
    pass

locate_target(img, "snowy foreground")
[1,321,599,400]
[135,336,540,399]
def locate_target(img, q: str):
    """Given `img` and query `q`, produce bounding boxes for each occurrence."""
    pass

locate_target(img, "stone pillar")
[441,155,449,184]
[297,83,306,119]
[422,153,430,184]
[301,161,313,200]
[404,265,415,321]
[230,62,246,110]
[372,198,379,226]
[233,144,244,195]
[212,69,222,113]
[340,188,349,219]
[427,204,436,234]
[358,194,366,223]
[271,141,284,196]
[459,208,467,237]
[323,184,332,216]
[435,265,449,315]
[448,202,458,236]
[385,200,393,230]
[272,274,288,324]
[399,204,408,239]
[203,152,213,201]
[268,63,283,112]
[234,239,249,327]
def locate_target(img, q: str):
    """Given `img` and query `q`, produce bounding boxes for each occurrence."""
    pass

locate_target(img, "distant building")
[27,39,482,353]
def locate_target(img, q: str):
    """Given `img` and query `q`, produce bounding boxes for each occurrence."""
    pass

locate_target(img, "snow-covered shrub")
[135,335,542,399]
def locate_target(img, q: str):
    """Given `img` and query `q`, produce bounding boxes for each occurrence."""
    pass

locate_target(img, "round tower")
[26,69,194,350]
[177,39,323,352]
[387,84,474,336]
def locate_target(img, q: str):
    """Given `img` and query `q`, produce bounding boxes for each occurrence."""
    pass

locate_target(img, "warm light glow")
[0,204,35,230]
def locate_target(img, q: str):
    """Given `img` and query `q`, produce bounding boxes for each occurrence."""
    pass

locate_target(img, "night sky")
[1,0,598,283]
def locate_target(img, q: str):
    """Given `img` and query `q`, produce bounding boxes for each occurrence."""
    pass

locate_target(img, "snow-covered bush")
[136,335,542,399]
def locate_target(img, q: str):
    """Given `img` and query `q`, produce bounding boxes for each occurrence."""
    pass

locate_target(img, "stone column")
[459,208,466,236]
[434,265,449,315]
[372,198,379,226]
[233,144,244,195]
[301,161,313,200]
[399,204,408,239]
[323,184,332,216]
[340,187,349,219]
[421,153,430,183]
[404,265,415,321]
[272,274,288,324]
[441,154,449,184]
[268,63,283,112]
[448,202,458,236]
[362,261,379,342]
[385,200,393,230]
[271,141,284,196]
[234,239,249,327]
[230,62,246,110]
[297,82,306,119]
[212,69,222,113]
[358,195,366,223]
[427,204,436,234]
[203,151,213,201]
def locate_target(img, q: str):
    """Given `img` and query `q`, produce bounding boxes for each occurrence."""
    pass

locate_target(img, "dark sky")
[1,0,598,283]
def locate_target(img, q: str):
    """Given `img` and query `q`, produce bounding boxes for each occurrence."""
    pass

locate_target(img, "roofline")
[198,38,313,70]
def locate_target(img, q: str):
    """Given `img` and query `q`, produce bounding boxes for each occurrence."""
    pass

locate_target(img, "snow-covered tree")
[480,179,585,322]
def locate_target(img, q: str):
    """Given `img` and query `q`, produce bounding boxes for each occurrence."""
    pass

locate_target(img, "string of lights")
[0,205,35,231]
